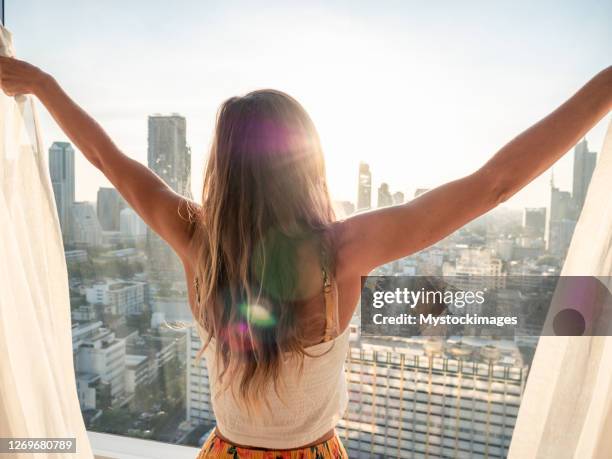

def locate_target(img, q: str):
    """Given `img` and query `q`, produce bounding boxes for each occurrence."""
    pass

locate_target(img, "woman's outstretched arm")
[338,66,612,276]
[0,56,198,262]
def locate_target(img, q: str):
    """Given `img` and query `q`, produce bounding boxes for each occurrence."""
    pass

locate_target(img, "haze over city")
[8,0,612,207]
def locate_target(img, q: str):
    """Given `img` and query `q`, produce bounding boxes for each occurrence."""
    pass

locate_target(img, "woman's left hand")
[0,56,49,97]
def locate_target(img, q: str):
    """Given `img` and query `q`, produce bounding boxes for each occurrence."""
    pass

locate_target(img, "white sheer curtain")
[0,25,92,458]
[509,118,612,459]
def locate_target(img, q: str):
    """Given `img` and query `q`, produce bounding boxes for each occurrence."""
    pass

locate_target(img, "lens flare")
[240,303,276,327]
[218,322,253,351]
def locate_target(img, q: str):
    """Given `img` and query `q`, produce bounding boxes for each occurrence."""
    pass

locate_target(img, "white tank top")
[193,265,350,449]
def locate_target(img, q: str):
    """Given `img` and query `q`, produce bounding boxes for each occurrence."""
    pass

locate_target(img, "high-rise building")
[186,326,215,425]
[572,139,597,215]
[357,162,372,211]
[146,114,192,283]
[522,207,546,239]
[548,218,577,261]
[543,140,597,261]
[49,141,75,243]
[377,183,393,208]
[71,202,103,246]
[148,114,192,197]
[545,180,576,259]
[336,339,526,459]
[392,191,405,205]
[97,187,125,231]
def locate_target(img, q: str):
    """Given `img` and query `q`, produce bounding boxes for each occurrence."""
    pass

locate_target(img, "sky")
[6,0,612,208]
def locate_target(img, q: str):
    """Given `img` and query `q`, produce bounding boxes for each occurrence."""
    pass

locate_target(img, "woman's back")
[196,321,350,448]
[191,240,352,448]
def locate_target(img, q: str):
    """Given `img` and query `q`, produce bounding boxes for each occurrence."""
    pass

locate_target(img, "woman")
[0,54,610,458]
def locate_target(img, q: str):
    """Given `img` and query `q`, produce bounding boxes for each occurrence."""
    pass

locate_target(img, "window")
[8,1,611,457]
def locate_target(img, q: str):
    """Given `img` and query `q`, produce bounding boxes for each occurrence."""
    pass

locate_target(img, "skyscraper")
[147,114,192,198]
[49,141,75,243]
[337,339,526,458]
[146,114,192,283]
[186,327,215,425]
[357,162,372,211]
[543,139,597,261]
[548,218,577,261]
[572,139,597,216]
[97,187,126,231]
[377,182,393,208]
[522,207,546,239]
[546,180,576,259]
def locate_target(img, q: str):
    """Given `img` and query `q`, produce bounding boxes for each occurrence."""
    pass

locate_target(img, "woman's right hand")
[0,56,50,97]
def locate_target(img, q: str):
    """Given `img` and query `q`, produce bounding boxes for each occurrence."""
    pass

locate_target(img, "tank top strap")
[321,249,337,342]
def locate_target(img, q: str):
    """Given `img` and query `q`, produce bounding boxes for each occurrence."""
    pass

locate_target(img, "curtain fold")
[509,118,612,459]
[0,25,93,458]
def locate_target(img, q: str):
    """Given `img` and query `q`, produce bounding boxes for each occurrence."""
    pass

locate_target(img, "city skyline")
[38,116,610,212]
[55,134,599,229]
[56,114,571,455]
[8,0,612,208]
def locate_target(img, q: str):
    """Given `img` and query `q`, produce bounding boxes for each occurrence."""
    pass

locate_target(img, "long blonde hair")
[189,89,336,412]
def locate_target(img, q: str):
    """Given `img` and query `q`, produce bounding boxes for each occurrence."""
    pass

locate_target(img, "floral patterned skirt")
[197,430,349,459]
